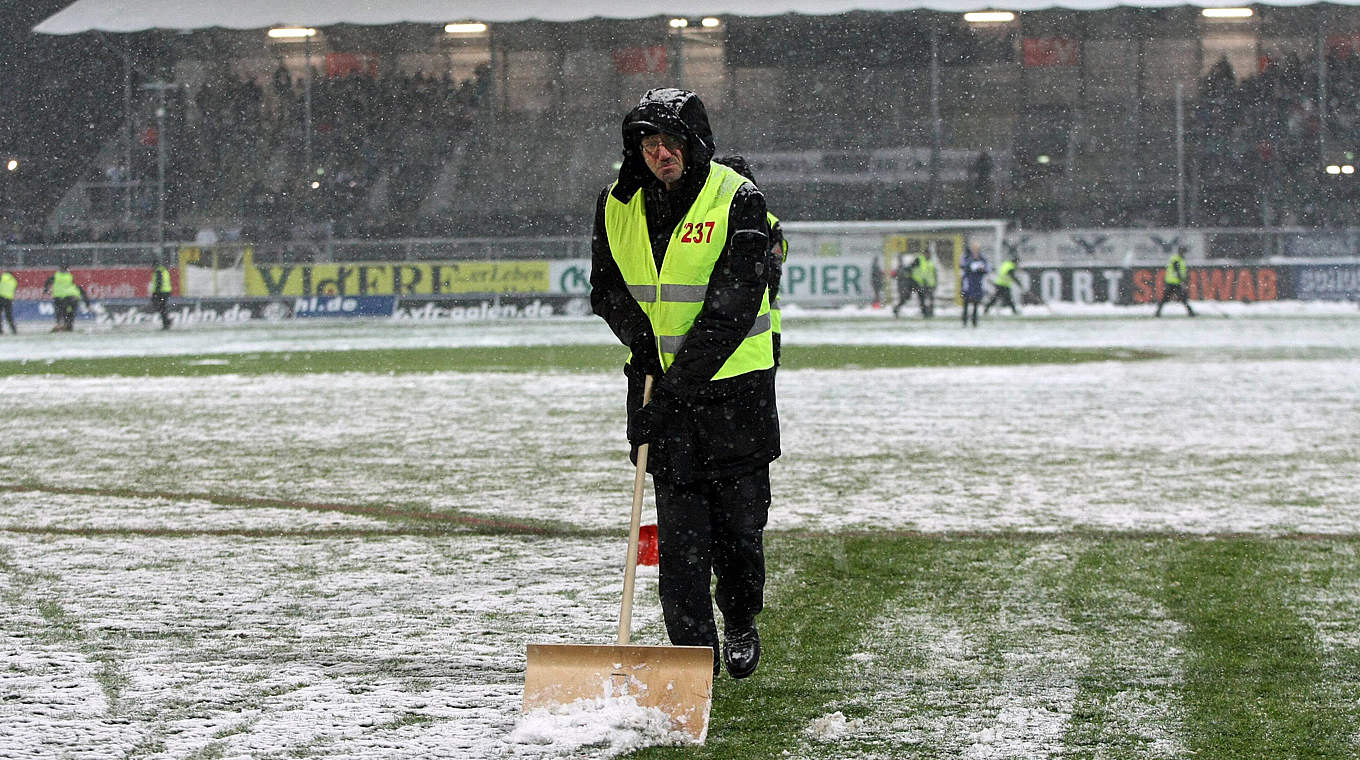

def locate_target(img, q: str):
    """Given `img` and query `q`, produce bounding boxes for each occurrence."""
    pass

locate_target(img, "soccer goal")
[778,219,1008,309]
[177,244,253,298]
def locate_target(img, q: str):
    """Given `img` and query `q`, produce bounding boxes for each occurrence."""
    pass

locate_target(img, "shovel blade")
[523,643,713,743]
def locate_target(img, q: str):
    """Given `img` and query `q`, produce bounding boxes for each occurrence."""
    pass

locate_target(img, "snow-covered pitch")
[1,302,1358,758]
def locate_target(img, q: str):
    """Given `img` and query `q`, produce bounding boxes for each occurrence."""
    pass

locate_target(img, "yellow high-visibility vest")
[0,272,16,300]
[1165,253,1187,286]
[604,162,773,380]
[51,271,79,299]
[150,265,173,294]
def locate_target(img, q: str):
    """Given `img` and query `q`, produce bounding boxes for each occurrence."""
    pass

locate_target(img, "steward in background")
[590,88,779,681]
[0,265,17,334]
[42,261,90,332]
[912,248,937,318]
[149,258,174,330]
[1155,245,1196,317]
[714,154,787,366]
[891,254,916,318]
[985,254,1021,315]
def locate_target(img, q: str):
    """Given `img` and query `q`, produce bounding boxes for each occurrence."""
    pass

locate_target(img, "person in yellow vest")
[984,254,1021,315]
[0,265,17,334]
[41,261,91,332]
[590,88,778,680]
[1155,245,1195,317]
[149,257,174,330]
[715,154,786,366]
[911,248,937,317]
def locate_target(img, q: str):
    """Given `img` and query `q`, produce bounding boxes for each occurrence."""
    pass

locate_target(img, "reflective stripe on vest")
[1165,254,1186,285]
[604,162,774,380]
[51,271,79,299]
[0,272,16,300]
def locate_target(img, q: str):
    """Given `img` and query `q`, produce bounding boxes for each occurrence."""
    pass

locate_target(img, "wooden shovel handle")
[618,374,653,644]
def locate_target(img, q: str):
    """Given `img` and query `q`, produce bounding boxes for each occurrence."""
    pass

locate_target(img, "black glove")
[627,388,678,446]
[628,336,663,378]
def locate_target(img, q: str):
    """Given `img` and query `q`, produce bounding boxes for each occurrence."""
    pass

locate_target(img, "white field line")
[0,529,667,759]
[809,542,1187,759]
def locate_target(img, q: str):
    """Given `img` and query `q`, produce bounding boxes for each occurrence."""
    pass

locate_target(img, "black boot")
[723,625,760,679]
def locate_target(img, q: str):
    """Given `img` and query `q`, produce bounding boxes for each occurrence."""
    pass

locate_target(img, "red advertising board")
[9,267,176,301]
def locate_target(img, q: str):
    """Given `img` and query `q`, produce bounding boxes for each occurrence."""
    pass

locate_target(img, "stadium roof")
[31,0,1336,35]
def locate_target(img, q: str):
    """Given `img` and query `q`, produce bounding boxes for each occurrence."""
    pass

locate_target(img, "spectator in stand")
[0,264,17,334]
[959,245,989,328]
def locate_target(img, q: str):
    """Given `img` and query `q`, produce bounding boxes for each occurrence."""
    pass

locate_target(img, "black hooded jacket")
[590,88,779,483]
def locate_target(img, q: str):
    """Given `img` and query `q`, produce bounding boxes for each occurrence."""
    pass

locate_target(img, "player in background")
[959,244,989,328]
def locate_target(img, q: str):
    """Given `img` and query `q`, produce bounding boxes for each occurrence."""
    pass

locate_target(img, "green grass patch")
[0,344,1160,377]
[633,533,1360,759]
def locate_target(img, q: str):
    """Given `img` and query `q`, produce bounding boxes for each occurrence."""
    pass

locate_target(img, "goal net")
[779,219,1008,309]
[176,245,253,298]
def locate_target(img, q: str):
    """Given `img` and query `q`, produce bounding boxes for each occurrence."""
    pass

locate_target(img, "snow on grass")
[0,528,670,759]
[0,311,1356,758]
[824,540,1188,760]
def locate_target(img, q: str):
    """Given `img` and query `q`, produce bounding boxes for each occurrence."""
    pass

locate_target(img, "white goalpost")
[778,219,1009,309]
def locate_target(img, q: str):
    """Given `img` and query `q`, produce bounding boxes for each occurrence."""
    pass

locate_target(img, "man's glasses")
[640,134,684,155]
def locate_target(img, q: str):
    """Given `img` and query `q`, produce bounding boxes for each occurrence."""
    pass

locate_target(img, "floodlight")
[669,18,689,29]
[701,17,721,28]
[445,22,487,34]
[268,27,316,39]
[1344,165,1355,175]
[963,11,1016,23]
[1036,154,1051,165]
[1201,8,1253,19]
[5,159,16,172]
[1326,165,1342,174]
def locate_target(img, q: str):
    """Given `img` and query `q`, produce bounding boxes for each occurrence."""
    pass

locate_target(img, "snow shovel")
[523,375,714,742]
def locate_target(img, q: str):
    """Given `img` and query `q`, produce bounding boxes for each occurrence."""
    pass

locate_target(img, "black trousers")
[962,298,981,326]
[985,286,1018,314]
[150,293,172,329]
[0,297,13,333]
[1156,283,1194,316]
[655,465,770,653]
[54,297,79,330]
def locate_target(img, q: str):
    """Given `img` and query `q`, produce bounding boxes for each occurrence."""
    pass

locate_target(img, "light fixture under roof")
[267,27,316,39]
[1201,7,1254,18]
[963,11,1016,23]
[445,22,487,34]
